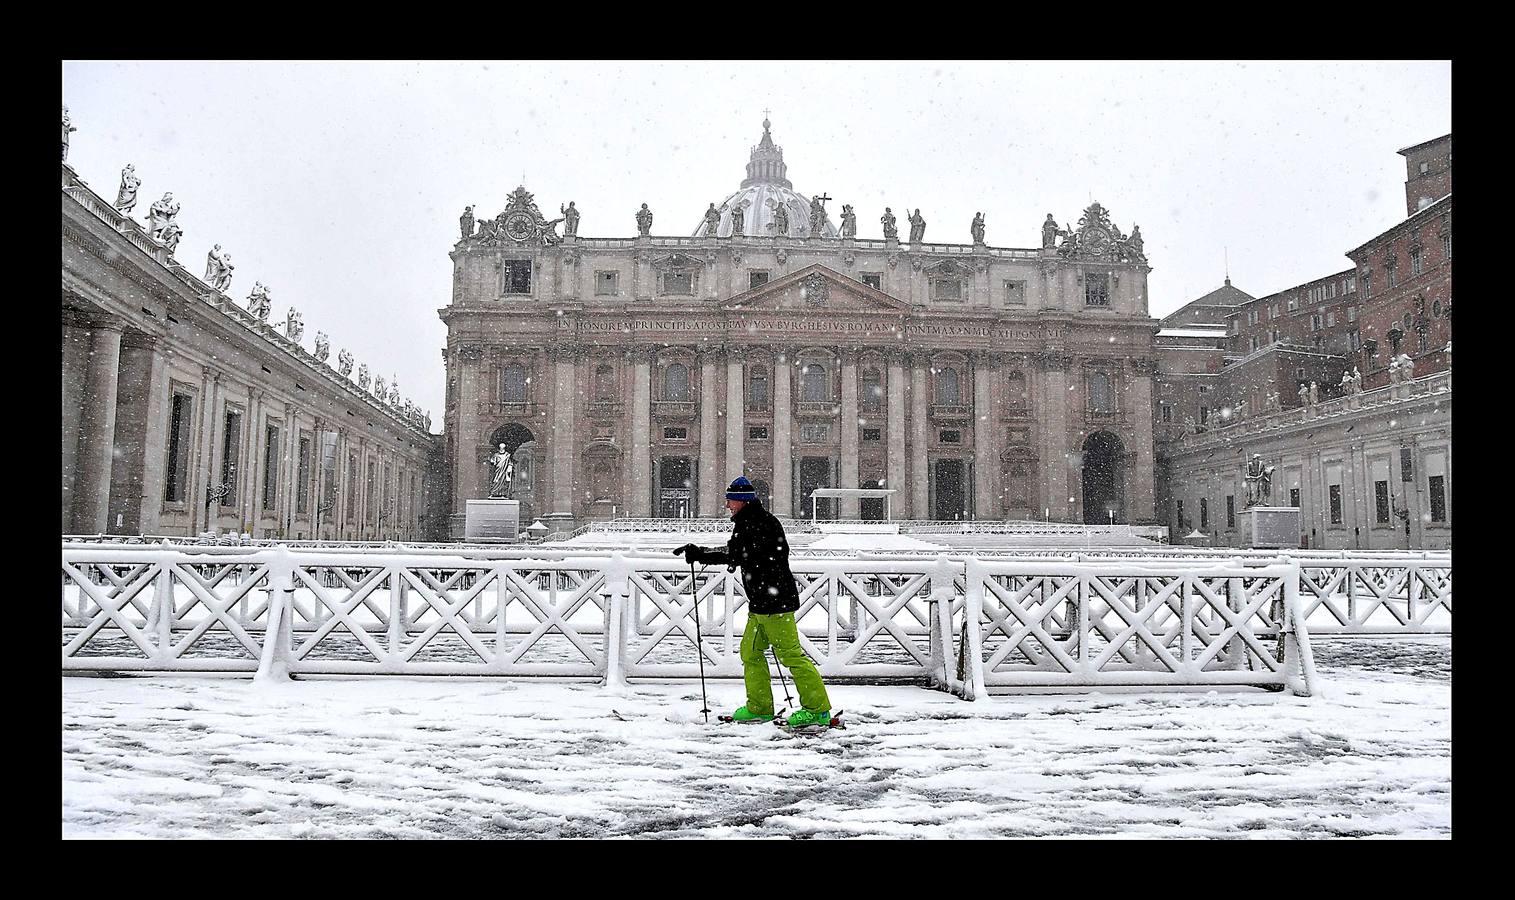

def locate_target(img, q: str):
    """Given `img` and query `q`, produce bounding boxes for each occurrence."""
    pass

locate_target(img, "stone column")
[110,334,160,535]
[773,350,794,516]
[548,348,577,530]
[725,349,745,481]
[76,319,125,534]
[454,346,484,512]
[630,350,652,516]
[911,355,929,519]
[886,352,907,517]
[136,339,169,535]
[1040,353,1071,521]
[973,352,996,520]
[61,317,92,532]
[1128,360,1157,522]
[839,350,860,519]
[699,350,720,517]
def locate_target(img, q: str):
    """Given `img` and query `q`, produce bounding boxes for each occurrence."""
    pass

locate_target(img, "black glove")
[673,543,701,561]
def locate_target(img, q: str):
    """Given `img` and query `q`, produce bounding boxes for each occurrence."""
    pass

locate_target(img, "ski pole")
[690,558,710,724]
[771,646,794,707]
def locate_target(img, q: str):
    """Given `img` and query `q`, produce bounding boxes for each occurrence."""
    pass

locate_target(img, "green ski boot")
[724,706,775,724]
[786,708,832,729]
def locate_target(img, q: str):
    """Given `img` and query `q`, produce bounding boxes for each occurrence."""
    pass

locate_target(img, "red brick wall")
[1350,201,1452,390]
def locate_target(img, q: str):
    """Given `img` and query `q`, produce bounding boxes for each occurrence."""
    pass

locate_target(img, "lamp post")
[205,481,232,536]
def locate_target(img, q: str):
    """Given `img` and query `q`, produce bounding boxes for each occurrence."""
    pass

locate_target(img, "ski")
[775,709,846,736]
[716,707,787,725]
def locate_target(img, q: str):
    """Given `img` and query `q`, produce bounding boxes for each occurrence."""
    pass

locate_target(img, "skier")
[674,476,833,728]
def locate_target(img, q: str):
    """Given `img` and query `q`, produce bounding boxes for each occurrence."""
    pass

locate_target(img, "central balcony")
[796,401,840,419]
[651,400,697,421]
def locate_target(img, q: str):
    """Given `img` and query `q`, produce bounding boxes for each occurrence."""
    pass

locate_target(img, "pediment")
[720,264,909,312]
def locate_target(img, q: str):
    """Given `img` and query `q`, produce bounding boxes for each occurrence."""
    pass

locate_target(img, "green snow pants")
[740,611,831,715]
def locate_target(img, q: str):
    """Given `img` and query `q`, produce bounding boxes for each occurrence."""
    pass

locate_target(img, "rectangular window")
[1375,481,1390,524]
[296,435,311,514]
[1175,500,1184,529]
[939,429,962,444]
[345,454,357,522]
[747,369,769,409]
[595,271,619,295]
[932,279,962,302]
[1326,311,1336,328]
[1289,488,1300,508]
[1387,263,1399,288]
[663,271,693,294]
[1329,485,1343,524]
[800,424,830,443]
[748,270,770,289]
[1350,330,1362,351]
[164,392,193,502]
[862,427,882,442]
[1429,475,1446,522]
[1004,280,1026,305]
[1226,495,1235,529]
[1161,403,1172,423]
[861,273,882,290]
[1200,498,1209,530]
[1401,448,1414,482]
[1270,303,1279,319]
[220,409,242,505]
[1443,233,1451,258]
[1347,306,1357,323]
[1311,314,1323,331]
[748,426,768,440]
[320,432,338,513]
[1411,248,1423,276]
[501,259,532,294]
[1085,273,1110,306]
[1199,406,1209,425]
[1363,269,1373,299]
[663,426,687,441]
[1287,296,1298,312]
[263,424,280,512]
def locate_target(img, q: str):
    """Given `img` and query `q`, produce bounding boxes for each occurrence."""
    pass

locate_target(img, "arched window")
[501,363,527,402]
[935,367,961,404]
[861,368,883,408]
[595,364,615,401]
[1088,371,1112,414]
[663,362,690,401]
[1007,370,1027,408]
[802,364,828,402]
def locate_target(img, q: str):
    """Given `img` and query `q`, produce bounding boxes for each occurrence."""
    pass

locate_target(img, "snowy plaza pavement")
[62,637,1450,839]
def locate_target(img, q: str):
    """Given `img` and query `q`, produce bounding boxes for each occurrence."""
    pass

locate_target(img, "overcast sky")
[62,61,1451,425]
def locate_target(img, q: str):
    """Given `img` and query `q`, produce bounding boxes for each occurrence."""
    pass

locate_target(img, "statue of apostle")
[115,164,141,214]
[489,444,515,499]
[881,207,898,241]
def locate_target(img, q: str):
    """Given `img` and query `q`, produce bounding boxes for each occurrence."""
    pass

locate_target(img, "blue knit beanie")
[725,476,757,501]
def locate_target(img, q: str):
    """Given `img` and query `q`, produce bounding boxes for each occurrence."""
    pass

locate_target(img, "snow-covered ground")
[62,637,1449,838]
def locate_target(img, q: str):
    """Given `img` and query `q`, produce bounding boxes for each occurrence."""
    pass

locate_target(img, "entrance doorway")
[934,459,966,521]
[1081,431,1125,524]
[800,457,834,520]
[657,456,692,518]
[860,479,885,520]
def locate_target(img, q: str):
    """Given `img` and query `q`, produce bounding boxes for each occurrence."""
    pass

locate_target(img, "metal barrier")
[63,546,1317,696]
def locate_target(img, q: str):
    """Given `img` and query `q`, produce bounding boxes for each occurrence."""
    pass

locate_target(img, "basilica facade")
[441,120,1159,535]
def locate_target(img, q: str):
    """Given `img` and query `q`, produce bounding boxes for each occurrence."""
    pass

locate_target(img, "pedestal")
[1242,506,1301,549]
[465,499,521,543]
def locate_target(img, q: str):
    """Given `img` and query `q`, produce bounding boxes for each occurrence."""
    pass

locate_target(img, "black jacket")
[694,501,801,615]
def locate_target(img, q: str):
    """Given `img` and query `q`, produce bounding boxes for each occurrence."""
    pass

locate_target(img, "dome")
[690,118,839,239]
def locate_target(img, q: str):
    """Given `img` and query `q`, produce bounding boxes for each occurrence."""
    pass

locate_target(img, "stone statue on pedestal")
[148,193,180,243]
[388,377,400,406]
[160,221,183,255]
[561,202,579,237]
[809,195,829,235]
[971,212,985,244]
[314,331,330,363]
[635,203,653,236]
[730,200,746,237]
[840,204,857,239]
[285,308,304,344]
[63,105,77,161]
[375,373,387,399]
[907,208,926,243]
[489,443,515,499]
[1042,214,1059,250]
[771,200,790,236]
[881,207,898,241]
[247,282,271,320]
[205,244,233,292]
[703,202,721,237]
[459,205,475,240]
[1244,454,1275,507]
[115,164,141,214]
[337,348,353,377]
[357,364,370,391]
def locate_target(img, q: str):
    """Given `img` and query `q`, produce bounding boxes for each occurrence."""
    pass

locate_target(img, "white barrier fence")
[63,547,1319,696]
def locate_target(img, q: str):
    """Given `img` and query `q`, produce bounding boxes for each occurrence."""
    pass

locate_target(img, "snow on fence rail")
[62,547,1318,696]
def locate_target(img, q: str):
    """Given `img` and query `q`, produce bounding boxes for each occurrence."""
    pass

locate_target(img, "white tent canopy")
[808,488,898,522]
